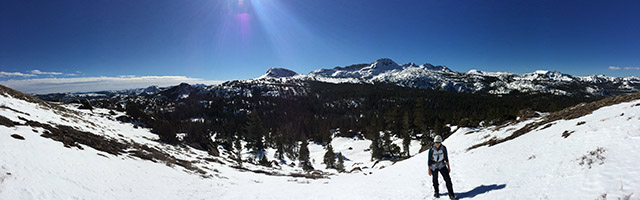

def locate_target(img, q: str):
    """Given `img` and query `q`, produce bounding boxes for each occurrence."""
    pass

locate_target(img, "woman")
[428,135,455,199]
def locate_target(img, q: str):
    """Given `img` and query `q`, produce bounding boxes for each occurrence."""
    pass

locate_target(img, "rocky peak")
[259,68,298,79]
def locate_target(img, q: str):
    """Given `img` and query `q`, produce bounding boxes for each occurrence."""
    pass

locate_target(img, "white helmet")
[434,135,443,143]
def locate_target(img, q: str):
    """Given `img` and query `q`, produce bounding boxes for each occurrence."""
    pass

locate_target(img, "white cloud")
[0,71,37,77]
[623,67,640,70]
[609,66,640,70]
[0,76,225,94]
[30,70,63,75]
[608,66,622,70]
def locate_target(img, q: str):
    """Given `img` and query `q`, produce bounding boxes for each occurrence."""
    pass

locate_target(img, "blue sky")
[1,0,639,93]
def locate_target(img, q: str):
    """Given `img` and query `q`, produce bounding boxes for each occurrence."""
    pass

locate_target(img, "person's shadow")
[442,184,506,199]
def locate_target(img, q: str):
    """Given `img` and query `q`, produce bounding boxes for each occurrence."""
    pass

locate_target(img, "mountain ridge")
[255,58,639,97]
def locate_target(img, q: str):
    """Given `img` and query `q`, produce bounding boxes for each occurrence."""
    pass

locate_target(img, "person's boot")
[434,193,440,198]
[449,194,456,200]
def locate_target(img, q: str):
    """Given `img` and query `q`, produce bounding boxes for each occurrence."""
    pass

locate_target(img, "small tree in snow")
[336,152,345,173]
[323,144,336,169]
[299,138,313,171]
[234,136,243,167]
[259,154,271,167]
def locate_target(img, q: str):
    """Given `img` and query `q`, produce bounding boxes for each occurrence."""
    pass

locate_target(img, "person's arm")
[444,146,451,172]
[427,148,433,166]
[428,148,433,176]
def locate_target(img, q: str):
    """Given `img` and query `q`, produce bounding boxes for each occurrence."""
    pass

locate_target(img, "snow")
[251,58,640,96]
[258,68,298,79]
[2,90,640,199]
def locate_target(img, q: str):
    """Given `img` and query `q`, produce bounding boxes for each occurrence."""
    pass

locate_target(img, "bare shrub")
[578,147,606,169]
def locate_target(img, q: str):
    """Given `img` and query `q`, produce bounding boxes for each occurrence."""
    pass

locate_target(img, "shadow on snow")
[442,184,506,199]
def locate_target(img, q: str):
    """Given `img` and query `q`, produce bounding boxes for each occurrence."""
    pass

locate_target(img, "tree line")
[78,81,599,170]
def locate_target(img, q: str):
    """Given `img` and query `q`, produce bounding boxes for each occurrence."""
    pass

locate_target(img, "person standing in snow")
[428,135,455,199]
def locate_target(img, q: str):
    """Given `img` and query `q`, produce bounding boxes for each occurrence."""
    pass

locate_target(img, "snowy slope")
[222,92,640,199]
[2,85,640,200]
[443,98,640,199]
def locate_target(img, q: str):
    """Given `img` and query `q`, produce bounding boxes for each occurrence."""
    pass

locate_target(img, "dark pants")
[432,167,454,196]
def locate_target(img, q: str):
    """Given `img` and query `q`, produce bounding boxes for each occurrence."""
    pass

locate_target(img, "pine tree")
[402,111,411,157]
[413,98,427,137]
[299,137,313,171]
[245,111,266,156]
[383,131,396,157]
[336,152,345,173]
[153,120,178,144]
[323,144,336,169]
[274,130,285,161]
[234,136,243,167]
[369,130,383,161]
[385,107,401,136]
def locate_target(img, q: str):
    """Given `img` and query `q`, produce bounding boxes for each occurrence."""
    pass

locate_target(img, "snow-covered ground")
[2,89,640,199]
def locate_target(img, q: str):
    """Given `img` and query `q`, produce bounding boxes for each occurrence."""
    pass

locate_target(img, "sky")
[1,0,640,94]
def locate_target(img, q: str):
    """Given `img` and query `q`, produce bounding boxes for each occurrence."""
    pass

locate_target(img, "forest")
[74,81,600,169]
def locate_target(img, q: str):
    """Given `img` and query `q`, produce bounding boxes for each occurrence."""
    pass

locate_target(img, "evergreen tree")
[234,136,243,167]
[299,136,313,171]
[381,131,400,159]
[245,111,266,156]
[274,129,285,161]
[369,130,383,161]
[336,152,345,172]
[413,98,427,137]
[385,107,401,135]
[402,111,411,157]
[78,99,93,110]
[152,120,178,144]
[323,144,336,169]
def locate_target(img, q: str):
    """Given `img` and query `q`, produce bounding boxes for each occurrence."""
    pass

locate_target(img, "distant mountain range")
[35,58,640,101]
[258,58,640,97]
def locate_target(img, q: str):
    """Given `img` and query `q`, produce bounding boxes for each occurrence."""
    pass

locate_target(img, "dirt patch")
[562,130,575,138]
[0,115,18,127]
[540,123,554,130]
[25,119,129,155]
[0,105,30,116]
[10,134,25,140]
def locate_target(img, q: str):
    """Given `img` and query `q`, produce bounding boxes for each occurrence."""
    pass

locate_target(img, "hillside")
[2,85,640,199]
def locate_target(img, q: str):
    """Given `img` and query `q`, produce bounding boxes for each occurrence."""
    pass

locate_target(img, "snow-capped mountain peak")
[259,68,298,79]
[523,70,575,82]
[367,58,400,70]
[301,59,640,96]
[421,63,451,72]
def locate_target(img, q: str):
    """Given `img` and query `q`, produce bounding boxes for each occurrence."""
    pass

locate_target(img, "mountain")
[33,59,639,103]
[155,83,208,101]
[35,85,165,102]
[2,84,639,199]
[258,67,299,79]
[255,58,640,97]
